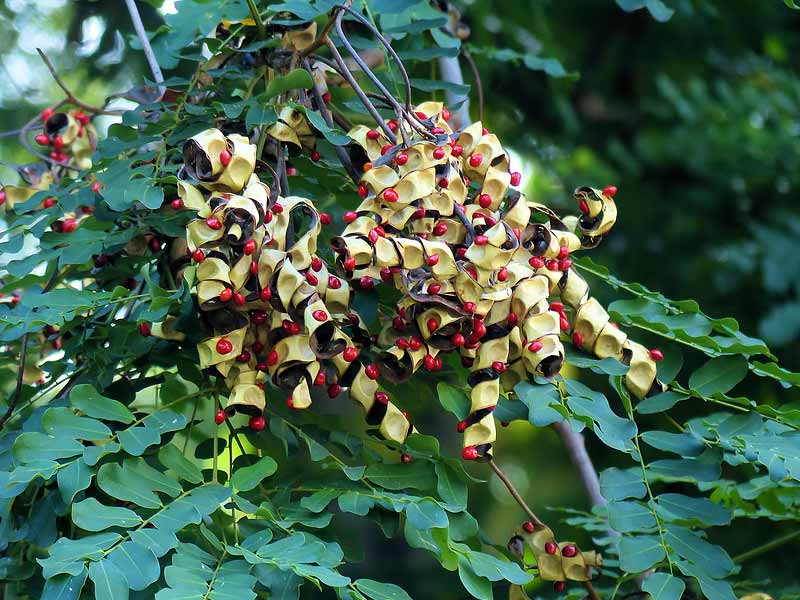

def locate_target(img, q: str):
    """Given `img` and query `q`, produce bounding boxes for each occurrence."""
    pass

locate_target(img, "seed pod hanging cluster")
[179,128,413,442]
[334,102,666,461]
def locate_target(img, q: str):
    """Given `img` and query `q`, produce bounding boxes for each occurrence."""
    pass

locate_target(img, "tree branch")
[36,49,121,116]
[489,459,544,526]
[552,420,607,508]
[123,0,166,98]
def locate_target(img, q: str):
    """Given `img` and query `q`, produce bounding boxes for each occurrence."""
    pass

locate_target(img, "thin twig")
[462,48,483,124]
[0,334,30,430]
[123,0,166,98]
[245,0,266,38]
[733,529,800,564]
[552,420,607,508]
[36,49,121,116]
[488,458,543,526]
[302,57,360,183]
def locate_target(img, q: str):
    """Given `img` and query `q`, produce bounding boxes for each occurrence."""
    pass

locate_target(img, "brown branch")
[0,333,30,430]
[488,458,544,527]
[462,48,483,124]
[36,49,121,116]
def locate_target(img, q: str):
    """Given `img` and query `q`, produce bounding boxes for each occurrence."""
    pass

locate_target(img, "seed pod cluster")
[333,102,665,461]
[508,522,602,584]
[181,128,413,443]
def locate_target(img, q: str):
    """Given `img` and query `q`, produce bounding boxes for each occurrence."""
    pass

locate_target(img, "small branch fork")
[36,49,121,116]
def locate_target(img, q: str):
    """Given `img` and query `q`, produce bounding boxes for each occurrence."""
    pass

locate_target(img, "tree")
[0,1,798,599]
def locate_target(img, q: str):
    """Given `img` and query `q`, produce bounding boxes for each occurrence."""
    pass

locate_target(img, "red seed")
[216,338,233,354]
[43,197,56,208]
[396,338,410,350]
[545,259,559,271]
[572,332,584,347]
[368,229,379,244]
[219,288,233,302]
[433,222,448,236]
[383,188,399,203]
[267,350,279,365]
[260,287,272,301]
[365,364,380,380]
[35,134,50,146]
[395,153,409,166]
[319,212,331,225]
[380,267,393,281]
[560,316,570,331]
[272,203,283,214]
[310,150,321,162]
[360,276,374,289]
[328,383,342,398]
[497,267,508,282]
[311,257,323,272]
[463,302,476,314]
[192,248,205,262]
[314,371,326,386]
[343,210,358,224]
[343,347,359,362]
[380,144,392,156]
[507,313,518,327]
[442,107,451,121]
[462,446,479,460]
[428,283,442,294]
[469,153,483,168]
[433,147,445,159]
[358,184,369,198]
[553,582,566,593]
[249,415,266,431]
[523,521,536,533]
[415,111,427,119]
[478,193,492,208]
[387,119,398,132]
[474,235,489,246]
[603,185,618,197]
[438,177,449,188]
[214,409,226,425]
[529,257,545,269]
[492,361,506,373]
[233,292,246,305]
[559,258,573,271]
[466,267,478,280]
[53,135,64,150]
[550,302,565,313]
[427,254,440,267]
[322,91,332,104]
[206,217,222,230]
[61,218,78,233]
[305,272,319,286]
[401,453,413,463]
[451,144,463,157]
[256,362,268,372]
[528,340,544,352]
[562,544,578,558]
[344,256,356,271]
[510,172,522,186]
[424,354,436,370]
[457,420,468,433]
[366,129,381,140]
[41,107,54,121]
[243,239,256,255]
[545,541,558,555]
[451,333,465,346]
[219,150,232,166]
[237,351,251,363]
[649,349,664,361]
[372,390,389,405]
[138,322,151,337]
[328,276,341,289]
[312,309,328,322]
[578,199,590,214]
[252,341,264,353]
[409,336,422,351]
[427,318,439,333]
[558,246,570,259]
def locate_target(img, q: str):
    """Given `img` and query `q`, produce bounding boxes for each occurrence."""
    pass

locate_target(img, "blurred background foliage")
[1,0,798,597]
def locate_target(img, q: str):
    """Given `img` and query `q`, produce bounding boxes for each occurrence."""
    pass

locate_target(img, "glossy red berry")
[243,239,256,255]
[61,218,78,233]
[523,521,536,533]
[249,415,266,431]
[497,267,508,282]
[427,318,439,333]
[559,258,573,271]
[360,276,374,289]
[380,144,392,156]
[322,91,332,104]
[383,188,399,203]
[314,371,326,386]
[492,361,506,373]
[319,212,331,225]
[545,541,558,555]
[507,312,518,327]
[395,153,409,166]
[474,235,489,245]
[233,292,246,306]
[409,336,422,351]
[603,185,618,197]
[451,144,463,157]
[374,390,389,404]
[328,383,342,398]
[396,338,410,350]
[572,332,584,347]
[387,119,399,132]
[34,133,50,145]
[578,199,590,215]
[343,347,359,362]
[649,349,664,361]
[366,129,381,140]
[528,340,544,353]
[206,217,222,230]
[219,149,232,166]
[237,351,251,363]
[468,153,483,168]
[560,316,570,331]
[344,256,356,271]
[478,193,492,208]
[305,272,318,286]
[457,420,468,433]
[510,171,522,186]
[365,364,380,380]
[358,184,369,198]
[432,147,446,160]
[272,203,283,214]
[553,582,566,593]
[216,338,233,354]
[343,210,358,223]
[219,288,233,302]
[138,322,151,337]
[529,256,545,269]
[562,544,578,558]
[43,197,56,208]
[192,248,205,262]
[312,309,328,322]
[267,350,279,366]
[401,453,413,463]
[428,283,442,294]
[451,333,465,347]
[328,276,341,289]
[424,354,436,370]
[462,446,479,461]
[310,150,321,162]
[427,254,440,267]
[260,287,272,301]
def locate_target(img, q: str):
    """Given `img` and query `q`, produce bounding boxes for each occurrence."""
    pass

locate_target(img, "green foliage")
[1,1,799,599]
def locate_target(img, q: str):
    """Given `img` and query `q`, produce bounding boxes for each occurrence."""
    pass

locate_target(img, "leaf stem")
[245,0,266,38]
[733,530,800,564]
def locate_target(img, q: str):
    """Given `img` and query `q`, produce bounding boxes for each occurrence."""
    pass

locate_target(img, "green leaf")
[43,407,112,440]
[97,458,182,509]
[88,559,129,600]
[600,467,646,501]
[338,491,374,516]
[107,541,161,591]
[232,456,278,492]
[41,566,88,600]
[266,68,313,98]
[435,461,467,509]
[437,382,470,419]
[656,494,731,526]
[457,556,493,600]
[649,453,721,482]
[642,572,686,600]
[565,380,637,453]
[58,459,93,505]
[38,533,121,580]
[355,578,413,600]
[405,499,448,530]
[637,391,688,414]
[608,501,657,533]
[616,0,675,21]
[664,525,734,579]
[688,355,748,396]
[618,535,666,573]
[14,432,84,463]
[158,444,203,484]
[72,498,142,532]
[640,430,704,457]
[365,462,436,491]
[70,385,134,424]
[515,381,564,426]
